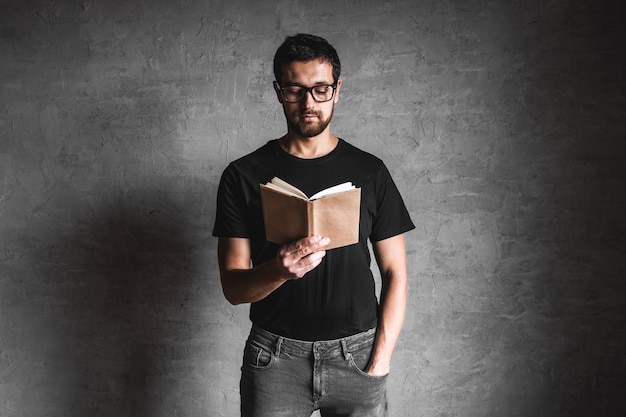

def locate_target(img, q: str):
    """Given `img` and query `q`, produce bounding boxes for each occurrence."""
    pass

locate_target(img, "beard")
[287,108,333,138]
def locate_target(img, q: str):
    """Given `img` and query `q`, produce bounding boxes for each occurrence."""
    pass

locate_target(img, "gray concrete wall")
[1,0,624,416]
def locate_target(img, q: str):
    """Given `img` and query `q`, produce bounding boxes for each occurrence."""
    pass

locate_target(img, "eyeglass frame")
[277,83,338,103]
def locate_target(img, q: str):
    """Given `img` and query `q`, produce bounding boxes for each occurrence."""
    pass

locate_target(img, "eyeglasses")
[279,84,338,103]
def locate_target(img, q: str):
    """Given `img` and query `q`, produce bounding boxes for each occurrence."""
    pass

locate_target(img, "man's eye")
[285,88,303,95]
[313,86,329,94]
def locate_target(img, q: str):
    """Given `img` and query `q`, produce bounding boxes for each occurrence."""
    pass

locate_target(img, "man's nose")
[300,90,317,107]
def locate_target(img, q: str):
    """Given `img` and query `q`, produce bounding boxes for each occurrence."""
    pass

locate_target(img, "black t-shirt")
[213,139,415,340]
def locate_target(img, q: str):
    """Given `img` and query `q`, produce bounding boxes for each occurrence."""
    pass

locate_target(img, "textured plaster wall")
[1,0,625,416]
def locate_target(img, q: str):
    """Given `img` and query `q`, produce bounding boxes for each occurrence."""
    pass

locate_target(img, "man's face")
[274,59,341,138]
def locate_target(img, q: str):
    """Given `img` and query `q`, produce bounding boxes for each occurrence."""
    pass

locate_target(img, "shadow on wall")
[518,3,626,415]
[2,2,233,416]
[34,190,211,417]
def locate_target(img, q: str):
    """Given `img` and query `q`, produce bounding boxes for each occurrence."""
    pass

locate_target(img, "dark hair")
[273,33,341,84]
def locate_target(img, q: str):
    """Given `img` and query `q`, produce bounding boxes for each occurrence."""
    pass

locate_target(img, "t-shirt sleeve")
[369,163,415,242]
[212,164,250,238]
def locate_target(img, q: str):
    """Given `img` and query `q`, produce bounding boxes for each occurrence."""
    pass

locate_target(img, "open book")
[260,177,361,250]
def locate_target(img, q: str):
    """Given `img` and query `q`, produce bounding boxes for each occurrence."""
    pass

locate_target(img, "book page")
[265,177,308,199]
[264,177,355,201]
[309,182,355,200]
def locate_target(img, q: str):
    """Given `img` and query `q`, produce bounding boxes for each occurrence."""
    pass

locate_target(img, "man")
[213,33,414,417]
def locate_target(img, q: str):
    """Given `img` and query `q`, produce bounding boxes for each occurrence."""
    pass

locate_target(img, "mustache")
[298,110,320,117]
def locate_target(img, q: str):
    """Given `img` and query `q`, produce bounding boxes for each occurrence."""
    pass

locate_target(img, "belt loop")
[275,336,283,357]
[340,339,350,360]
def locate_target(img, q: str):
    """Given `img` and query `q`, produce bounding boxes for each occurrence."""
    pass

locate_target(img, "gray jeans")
[240,325,388,417]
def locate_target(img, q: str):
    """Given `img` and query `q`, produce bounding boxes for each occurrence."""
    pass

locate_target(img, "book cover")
[260,177,361,250]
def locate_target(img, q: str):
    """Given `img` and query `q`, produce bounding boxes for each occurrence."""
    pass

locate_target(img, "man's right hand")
[275,235,330,280]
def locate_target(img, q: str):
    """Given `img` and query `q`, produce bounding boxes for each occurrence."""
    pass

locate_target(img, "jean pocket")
[243,340,274,370]
[348,344,389,380]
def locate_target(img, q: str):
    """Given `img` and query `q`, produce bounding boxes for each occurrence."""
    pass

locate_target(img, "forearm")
[368,271,408,374]
[220,260,288,305]
[218,236,329,305]
[367,234,409,375]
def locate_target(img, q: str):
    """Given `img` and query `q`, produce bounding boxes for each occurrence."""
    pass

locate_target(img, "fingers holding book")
[275,235,331,279]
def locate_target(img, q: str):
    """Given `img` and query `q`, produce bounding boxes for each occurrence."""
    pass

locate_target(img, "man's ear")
[333,79,342,103]
[273,81,284,103]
